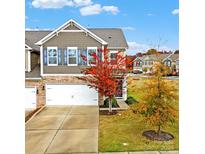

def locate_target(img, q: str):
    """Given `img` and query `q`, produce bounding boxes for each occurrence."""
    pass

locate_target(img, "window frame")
[87,47,97,66]
[47,47,58,66]
[165,60,172,67]
[67,47,78,66]
[109,50,118,64]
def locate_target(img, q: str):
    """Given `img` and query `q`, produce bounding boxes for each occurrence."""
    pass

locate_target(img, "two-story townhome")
[133,54,171,73]
[25,19,128,109]
[163,53,179,73]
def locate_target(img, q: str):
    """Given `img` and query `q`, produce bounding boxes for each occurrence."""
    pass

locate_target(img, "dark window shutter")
[78,48,81,65]
[58,48,62,65]
[78,48,87,65]
[97,48,102,61]
[64,48,67,65]
[43,48,47,65]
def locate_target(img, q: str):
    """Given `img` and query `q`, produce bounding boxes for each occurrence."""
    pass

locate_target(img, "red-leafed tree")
[79,48,129,112]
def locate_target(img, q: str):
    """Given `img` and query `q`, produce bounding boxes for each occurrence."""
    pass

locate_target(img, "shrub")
[143,67,148,73]
[104,97,118,107]
[125,96,138,105]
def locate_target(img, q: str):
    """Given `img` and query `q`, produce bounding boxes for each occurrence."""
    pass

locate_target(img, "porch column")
[27,51,31,72]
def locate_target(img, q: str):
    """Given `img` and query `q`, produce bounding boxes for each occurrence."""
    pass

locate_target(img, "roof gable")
[35,19,108,46]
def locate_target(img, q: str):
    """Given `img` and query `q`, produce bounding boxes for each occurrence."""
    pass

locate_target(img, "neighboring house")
[25,19,128,109]
[133,53,179,74]
[163,53,179,73]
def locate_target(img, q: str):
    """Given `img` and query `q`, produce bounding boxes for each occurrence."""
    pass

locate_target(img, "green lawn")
[99,77,179,152]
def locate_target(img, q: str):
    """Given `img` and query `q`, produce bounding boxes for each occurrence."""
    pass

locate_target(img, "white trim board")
[41,74,86,77]
[35,19,108,46]
[40,46,43,76]
[25,44,32,50]
[27,51,31,72]
[25,78,42,80]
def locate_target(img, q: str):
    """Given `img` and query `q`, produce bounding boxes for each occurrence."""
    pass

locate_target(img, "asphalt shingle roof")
[141,54,171,61]
[25,28,128,51]
[170,54,179,61]
[25,31,51,51]
[88,28,128,48]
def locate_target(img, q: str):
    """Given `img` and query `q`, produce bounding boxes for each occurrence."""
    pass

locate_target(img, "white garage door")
[46,84,98,106]
[25,87,36,109]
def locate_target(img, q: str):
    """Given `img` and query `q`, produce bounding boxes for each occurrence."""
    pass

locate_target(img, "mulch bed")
[100,110,118,115]
[25,107,41,122]
[142,130,174,141]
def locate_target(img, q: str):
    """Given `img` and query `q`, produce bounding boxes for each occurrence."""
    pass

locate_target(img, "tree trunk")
[108,97,112,113]
[157,125,161,136]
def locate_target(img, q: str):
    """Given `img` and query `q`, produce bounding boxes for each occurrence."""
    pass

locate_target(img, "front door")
[115,79,123,98]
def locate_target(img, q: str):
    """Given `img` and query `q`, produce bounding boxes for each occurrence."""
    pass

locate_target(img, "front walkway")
[25,105,99,154]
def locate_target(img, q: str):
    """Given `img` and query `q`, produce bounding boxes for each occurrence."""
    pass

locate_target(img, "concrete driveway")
[25,105,99,154]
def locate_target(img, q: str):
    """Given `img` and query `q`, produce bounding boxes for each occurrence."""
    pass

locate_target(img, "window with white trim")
[136,60,142,67]
[67,47,77,66]
[87,47,97,65]
[176,60,179,66]
[47,47,58,66]
[110,50,118,65]
[164,60,172,67]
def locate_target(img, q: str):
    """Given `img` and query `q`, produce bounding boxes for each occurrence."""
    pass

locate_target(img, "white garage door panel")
[25,88,36,109]
[46,85,98,105]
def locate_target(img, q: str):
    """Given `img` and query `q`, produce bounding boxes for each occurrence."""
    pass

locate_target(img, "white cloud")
[128,42,150,52]
[80,4,119,16]
[172,9,179,15]
[102,6,119,15]
[32,0,119,16]
[158,46,173,51]
[121,26,136,31]
[73,0,92,6]
[80,4,102,16]
[32,0,74,9]
[147,13,154,16]
[128,41,173,53]
[31,0,94,9]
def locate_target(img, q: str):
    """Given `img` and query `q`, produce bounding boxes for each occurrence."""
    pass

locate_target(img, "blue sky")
[25,0,179,55]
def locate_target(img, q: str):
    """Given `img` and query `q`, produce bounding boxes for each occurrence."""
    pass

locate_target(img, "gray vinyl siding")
[43,32,102,74]
[43,32,102,48]
[64,25,80,30]
[43,66,88,74]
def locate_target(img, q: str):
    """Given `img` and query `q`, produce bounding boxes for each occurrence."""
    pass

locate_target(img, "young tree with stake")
[131,62,178,140]
[79,48,128,113]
